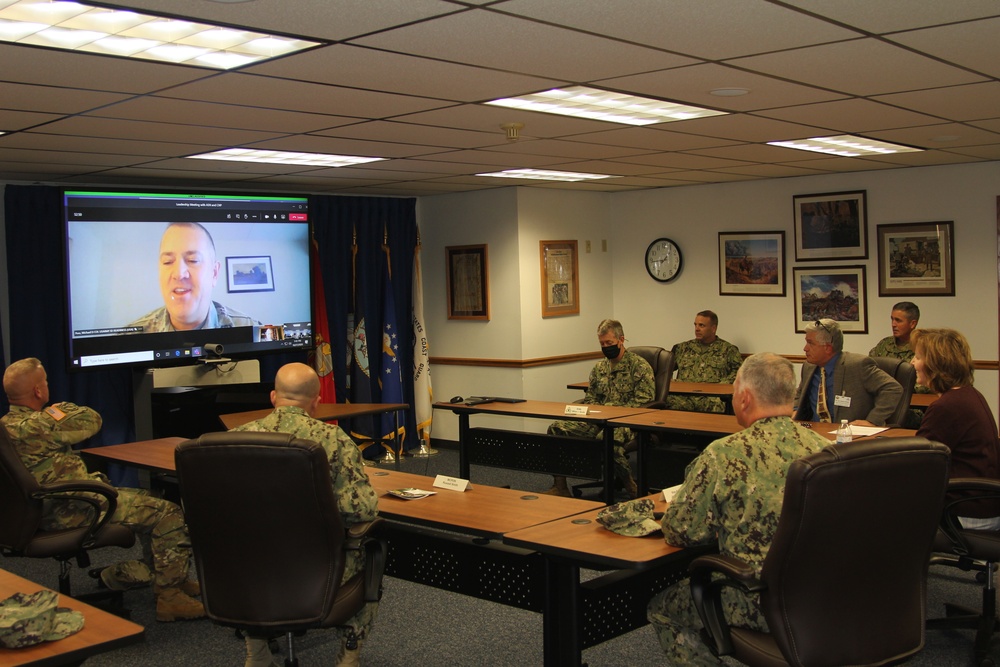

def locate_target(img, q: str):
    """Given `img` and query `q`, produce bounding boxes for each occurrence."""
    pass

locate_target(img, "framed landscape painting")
[876,221,954,296]
[793,265,868,333]
[793,190,867,261]
[718,231,785,296]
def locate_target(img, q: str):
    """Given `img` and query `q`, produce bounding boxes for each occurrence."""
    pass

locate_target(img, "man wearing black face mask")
[544,319,655,497]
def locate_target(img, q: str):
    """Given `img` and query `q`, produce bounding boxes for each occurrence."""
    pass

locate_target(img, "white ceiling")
[1,0,998,197]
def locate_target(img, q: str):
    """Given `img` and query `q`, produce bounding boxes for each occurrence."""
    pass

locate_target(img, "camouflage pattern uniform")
[127,301,258,332]
[232,405,380,639]
[869,336,931,393]
[667,338,743,413]
[1,404,193,588]
[547,350,654,485]
[647,416,828,665]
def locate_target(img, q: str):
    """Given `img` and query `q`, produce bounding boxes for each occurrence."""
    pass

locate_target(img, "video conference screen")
[63,190,314,371]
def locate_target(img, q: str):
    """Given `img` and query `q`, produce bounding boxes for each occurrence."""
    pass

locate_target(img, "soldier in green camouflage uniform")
[869,302,928,428]
[546,319,654,497]
[233,363,379,667]
[125,222,259,333]
[667,310,743,414]
[1,358,203,622]
[647,353,829,665]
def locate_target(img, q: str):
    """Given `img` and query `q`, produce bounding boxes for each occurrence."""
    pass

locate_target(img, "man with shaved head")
[230,363,378,667]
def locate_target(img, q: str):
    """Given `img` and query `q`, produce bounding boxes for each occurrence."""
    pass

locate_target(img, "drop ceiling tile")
[755,98,944,133]
[596,63,846,113]
[36,117,285,146]
[728,38,987,97]
[611,152,754,170]
[246,135,448,159]
[568,127,741,152]
[395,104,616,138]
[944,144,1000,160]
[783,0,1000,33]
[498,0,861,60]
[0,110,63,131]
[888,18,1000,79]
[709,163,829,178]
[246,44,562,103]
[873,82,1000,122]
[352,10,695,82]
[659,114,830,143]
[485,138,656,160]
[312,121,503,149]
[0,132,212,157]
[0,148,148,167]
[0,83,130,115]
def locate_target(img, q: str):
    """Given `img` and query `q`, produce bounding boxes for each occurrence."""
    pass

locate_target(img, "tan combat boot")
[335,639,362,667]
[178,578,201,597]
[543,476,571,497]
[155,586,206,622]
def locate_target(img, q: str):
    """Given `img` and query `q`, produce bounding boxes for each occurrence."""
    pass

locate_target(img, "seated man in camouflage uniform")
[667,310,743,413]
[647,353,829,665]
[231,362,379,667]
[128,222,258,332]
[869,301,929,427]
[1,358,203,622]
[545,319,654,498]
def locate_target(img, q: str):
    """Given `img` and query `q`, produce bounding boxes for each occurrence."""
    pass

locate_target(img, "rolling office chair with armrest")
[871,356,917,427]
[175,431,387,667]
[690,437,950,666]
[927,478,1000,666]
[572,345,673,499]
[0,427,136,606]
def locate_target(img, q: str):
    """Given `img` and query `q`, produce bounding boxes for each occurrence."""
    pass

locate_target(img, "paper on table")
[387,488,437,500]
[826,425,888,437]
[662,484,683,502]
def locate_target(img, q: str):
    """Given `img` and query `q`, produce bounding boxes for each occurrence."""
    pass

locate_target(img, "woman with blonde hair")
[912,328,1000,529]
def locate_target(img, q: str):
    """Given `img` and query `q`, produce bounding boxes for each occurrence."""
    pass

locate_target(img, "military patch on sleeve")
[44,405,67,421]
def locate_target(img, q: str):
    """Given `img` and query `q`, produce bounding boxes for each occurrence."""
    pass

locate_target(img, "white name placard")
[564,404,589,416]
[433,474,471,492]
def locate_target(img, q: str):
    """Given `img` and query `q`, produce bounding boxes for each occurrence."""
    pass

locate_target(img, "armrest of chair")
[937,478,1000,556]
[32,479,121,546]
[689,553,765,657]
[345,518,387,603]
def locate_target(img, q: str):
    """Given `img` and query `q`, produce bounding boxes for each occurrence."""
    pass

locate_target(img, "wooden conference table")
[0,568,144,666]
[434,399,656,502]
[78,441,688,666]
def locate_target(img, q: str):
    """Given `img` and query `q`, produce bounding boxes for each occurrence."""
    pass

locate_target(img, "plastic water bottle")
[836,419,853,444]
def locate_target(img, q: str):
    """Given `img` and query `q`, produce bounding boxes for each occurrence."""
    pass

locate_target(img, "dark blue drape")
[311,195,419,450]
[2,186,418,470]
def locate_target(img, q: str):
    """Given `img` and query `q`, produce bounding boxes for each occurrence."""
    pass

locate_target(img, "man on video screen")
[128,222,259,332]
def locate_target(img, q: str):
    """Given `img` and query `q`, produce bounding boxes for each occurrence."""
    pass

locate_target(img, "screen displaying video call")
[63,190,314,371]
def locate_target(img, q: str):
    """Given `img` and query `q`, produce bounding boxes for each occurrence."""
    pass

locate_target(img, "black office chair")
[175,431,387,666]
[572,345,673,499]
[0,427,135,604]
[871,356,916,427]
[927,478,1000,666]
[690,437,950,666]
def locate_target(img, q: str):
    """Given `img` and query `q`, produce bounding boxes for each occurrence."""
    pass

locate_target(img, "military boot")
[99,559,152,591]
[155,586,205,622]
[178,578,201,597]
[543,476,571,497]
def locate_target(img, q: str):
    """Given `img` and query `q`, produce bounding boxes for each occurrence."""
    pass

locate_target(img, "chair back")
[759,437,949,666]
[871,356,916,426]
[629,345,674,405]
[0,427,45,551]
[176,431,355,633]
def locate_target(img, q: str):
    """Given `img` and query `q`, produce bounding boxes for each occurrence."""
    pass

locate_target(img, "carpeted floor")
[3,445,997,666]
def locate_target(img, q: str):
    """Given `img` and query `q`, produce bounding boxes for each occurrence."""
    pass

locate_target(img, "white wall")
[420,162,1000,441]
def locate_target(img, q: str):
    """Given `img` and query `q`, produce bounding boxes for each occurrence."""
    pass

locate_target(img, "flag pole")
[411,226,438,457]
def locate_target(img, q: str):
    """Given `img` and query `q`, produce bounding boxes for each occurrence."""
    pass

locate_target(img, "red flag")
[309,238,337,403]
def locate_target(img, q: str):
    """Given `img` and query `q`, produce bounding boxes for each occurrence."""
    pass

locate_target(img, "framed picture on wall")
[793,265,868,333]
[540,240,579,317]
[793,190,867,261]
[446,244,490,320]
[226,255,274,293]
[718,231,786,296]
[876,221,955,296]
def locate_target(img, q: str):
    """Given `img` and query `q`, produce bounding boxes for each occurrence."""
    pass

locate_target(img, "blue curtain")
[311,195,418,450]
[3,186,419,463]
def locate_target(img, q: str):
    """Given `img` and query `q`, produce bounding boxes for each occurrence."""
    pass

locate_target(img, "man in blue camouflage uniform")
[232,363,379,667]
[545,319,654,498]
[647,353,829,665]
[1,358,203,622]
[667,310,743,413]
[127,222,258,332]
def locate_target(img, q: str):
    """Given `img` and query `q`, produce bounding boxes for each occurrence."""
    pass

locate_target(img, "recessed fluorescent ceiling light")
[188,149,385,167]
[486,86,726,126]
[768,135,923,157]
[0,0,320,69]
[476,168,616,182]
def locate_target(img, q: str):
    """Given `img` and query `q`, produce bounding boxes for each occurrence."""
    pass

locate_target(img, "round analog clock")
[645,238,683,283]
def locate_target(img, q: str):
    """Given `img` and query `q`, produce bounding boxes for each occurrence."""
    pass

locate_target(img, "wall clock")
[645,237,682,282]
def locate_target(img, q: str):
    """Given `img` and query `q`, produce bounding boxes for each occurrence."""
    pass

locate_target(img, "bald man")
[230,363,379,667]
[2,357,203,621]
